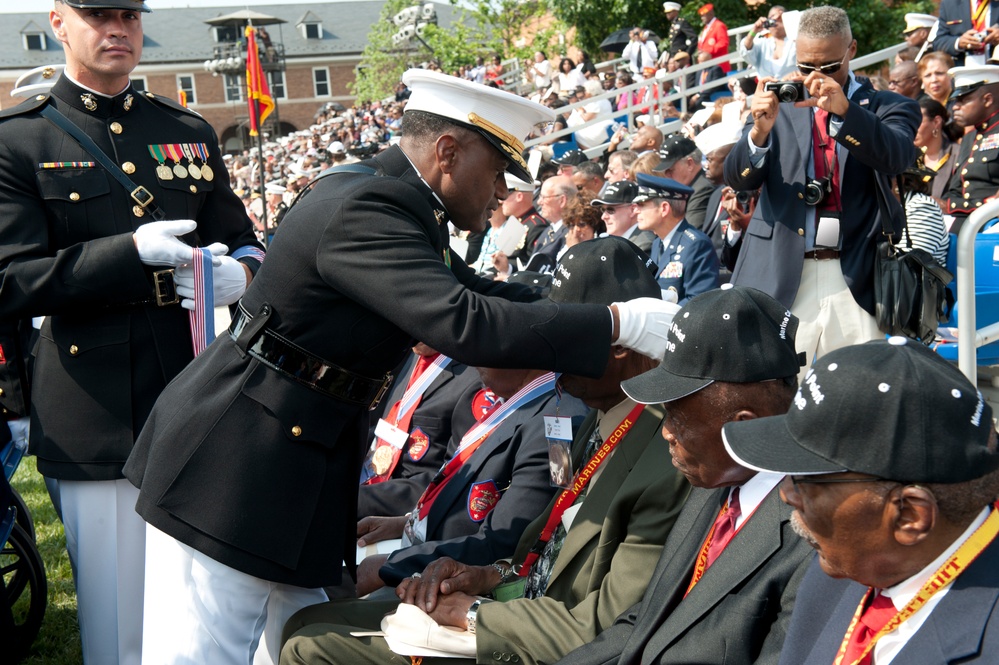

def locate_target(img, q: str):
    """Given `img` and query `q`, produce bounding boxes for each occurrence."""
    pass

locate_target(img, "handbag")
[872,176,953,345]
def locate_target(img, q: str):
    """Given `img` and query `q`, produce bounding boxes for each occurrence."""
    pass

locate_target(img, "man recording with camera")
[723,5,920,372]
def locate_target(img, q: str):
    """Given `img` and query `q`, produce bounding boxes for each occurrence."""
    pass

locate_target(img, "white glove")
[612,297,683,361]
[175,247,247,310]
[134,220,210,267]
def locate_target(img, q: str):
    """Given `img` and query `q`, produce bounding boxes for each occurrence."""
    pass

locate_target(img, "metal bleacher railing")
[516,27,904,158]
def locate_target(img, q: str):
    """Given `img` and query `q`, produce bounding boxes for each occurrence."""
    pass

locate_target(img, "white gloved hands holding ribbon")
[174,243,248,310]
[134,220,214,268]
[612,296,682,361]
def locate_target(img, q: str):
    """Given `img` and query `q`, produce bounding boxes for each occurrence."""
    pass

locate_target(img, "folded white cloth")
[380,603,477,658]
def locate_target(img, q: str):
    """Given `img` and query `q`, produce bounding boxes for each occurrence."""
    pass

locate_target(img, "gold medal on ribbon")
[182,144,202,180]
[148,145,174,181]
[372,445,394,476]
[195,143,215,182]
[165,144,188,178]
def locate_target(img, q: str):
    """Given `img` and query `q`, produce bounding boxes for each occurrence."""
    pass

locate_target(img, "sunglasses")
[797,52,848,76]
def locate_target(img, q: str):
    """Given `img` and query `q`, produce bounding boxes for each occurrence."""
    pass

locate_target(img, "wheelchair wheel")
[9,490,34,542]
[0,522,47,662]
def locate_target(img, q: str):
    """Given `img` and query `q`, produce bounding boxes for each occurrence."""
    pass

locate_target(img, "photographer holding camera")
[723,6,920,371]
[739,6,798,80]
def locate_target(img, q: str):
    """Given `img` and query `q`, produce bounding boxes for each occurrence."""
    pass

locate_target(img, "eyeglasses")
[538,193,562,199]
[788,475,893,487]
[888,75,918,88]
[797,52,848,76]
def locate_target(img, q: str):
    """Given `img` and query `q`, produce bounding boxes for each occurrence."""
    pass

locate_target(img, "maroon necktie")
[841,591,897,665]
[811,108,842,211]
[705,488,741,568]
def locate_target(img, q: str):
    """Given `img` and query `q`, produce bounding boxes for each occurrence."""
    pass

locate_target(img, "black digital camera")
[764,80,806,103]
[803,177,832,206]
[735,190,754,213]
[762,18,778,29]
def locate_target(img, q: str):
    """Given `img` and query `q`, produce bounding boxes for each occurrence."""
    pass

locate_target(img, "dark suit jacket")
[358,357,481,519]
[0,76,263,482]
[623,227,656,256]
[529,223,569,264]
[378,389,587,586]
[779,540,999,664]
[650,220,721,304]
[685,170,715,230]
[723,80,920,314]
[125,146,613,588]
[933,0,999,66]
[702,185,733,284]
[556,484,815,665]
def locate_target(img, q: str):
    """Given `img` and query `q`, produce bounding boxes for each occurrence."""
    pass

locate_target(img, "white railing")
[956,201,999,384]
[525,38,907,156]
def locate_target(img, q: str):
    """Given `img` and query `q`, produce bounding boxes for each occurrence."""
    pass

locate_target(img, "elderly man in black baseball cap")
[723,337,999,665]
[654,134,714,228]
[557,284,815,665]
[591,180,655,253]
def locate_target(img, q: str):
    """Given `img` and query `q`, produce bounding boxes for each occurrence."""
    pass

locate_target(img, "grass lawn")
[10,455,82,664]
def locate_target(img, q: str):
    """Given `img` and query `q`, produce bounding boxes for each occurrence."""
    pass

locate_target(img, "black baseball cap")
[655,134,697,171]
[507,270,552,296]
[622,285,803,404]
[61,0,151,11]
[548,236,660,306]
[591,180,639,206]
[722,337,999,483]
[552,149,588,167]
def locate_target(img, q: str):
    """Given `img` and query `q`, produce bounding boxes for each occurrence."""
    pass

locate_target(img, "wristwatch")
[490,562,520,585]
[466,599,483,634]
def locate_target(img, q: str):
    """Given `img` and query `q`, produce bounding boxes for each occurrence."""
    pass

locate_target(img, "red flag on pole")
[245,25,274,137]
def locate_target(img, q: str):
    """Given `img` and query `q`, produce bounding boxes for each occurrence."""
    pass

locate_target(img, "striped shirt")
[904,192,950,267]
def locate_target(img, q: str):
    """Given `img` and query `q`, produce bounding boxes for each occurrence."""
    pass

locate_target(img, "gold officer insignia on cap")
[81,93,97,112]
[124,94,134,111]
[467,112,529,170]
[42,67,55,79]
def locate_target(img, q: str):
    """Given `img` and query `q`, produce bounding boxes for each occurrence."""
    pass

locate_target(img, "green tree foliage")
[353,0,551,102]
[549,0,939,63]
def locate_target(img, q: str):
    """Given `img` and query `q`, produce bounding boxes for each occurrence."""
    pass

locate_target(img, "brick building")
[0,1,454,151]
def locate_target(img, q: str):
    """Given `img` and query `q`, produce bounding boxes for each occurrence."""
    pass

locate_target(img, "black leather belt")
[804,249,841,260]
[229,304,392,410]
[117,269,180,308]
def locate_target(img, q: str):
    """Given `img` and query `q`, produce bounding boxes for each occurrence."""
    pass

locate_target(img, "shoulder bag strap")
[38,104,166,221]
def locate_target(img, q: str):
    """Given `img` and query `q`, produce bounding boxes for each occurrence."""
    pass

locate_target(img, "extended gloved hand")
[612,297,683,360]
[133,220,213,268]
[175,245,247,310]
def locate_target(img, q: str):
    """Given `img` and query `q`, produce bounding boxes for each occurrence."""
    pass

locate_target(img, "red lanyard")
[519,403,645,574]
